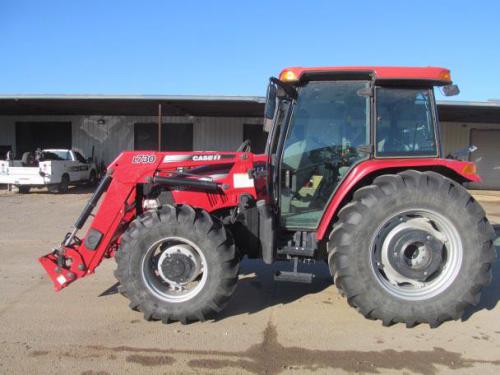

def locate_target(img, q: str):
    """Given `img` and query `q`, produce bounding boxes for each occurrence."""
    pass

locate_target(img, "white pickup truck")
[0,149,97,193]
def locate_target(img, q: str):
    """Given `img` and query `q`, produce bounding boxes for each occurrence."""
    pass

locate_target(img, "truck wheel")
[87,170,97,186]
[328,170,496,327]
[115,204,239,323]
[18,186,30,194]
[58,174,69,193]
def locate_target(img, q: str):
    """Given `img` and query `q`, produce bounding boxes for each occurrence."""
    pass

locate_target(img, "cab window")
[74,152,87,163]
[375,88,437,157]
[48,150,71,160]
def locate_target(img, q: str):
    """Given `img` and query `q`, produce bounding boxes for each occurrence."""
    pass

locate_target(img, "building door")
[243,123,267,154]
[134,123,158,151]
[15,122,72,156]
[162,123,193,151]
[470,129,500,190]
[134,123,193,151]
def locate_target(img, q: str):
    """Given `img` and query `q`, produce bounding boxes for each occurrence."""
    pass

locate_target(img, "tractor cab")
[263,67,458,231]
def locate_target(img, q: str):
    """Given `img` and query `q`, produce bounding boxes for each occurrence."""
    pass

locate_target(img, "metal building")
[0,95,499,189]
[439,101,500,189]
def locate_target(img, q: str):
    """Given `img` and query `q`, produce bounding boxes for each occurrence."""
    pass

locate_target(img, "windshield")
[279,81,370,229]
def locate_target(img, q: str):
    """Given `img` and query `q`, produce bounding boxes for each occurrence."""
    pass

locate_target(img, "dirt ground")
[0,187,499,375]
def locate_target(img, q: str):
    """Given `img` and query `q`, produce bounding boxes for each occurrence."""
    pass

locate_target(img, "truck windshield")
[279,80,370,229]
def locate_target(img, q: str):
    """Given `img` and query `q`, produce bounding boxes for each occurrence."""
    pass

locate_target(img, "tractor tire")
[58,174,69,193]
[115,204,239,323]
[17,185,31,194]
[328,170,496,327]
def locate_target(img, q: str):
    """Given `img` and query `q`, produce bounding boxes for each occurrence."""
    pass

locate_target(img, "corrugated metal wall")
[441,121,500,189]
[0,115,263,164]
[440,121,500,156]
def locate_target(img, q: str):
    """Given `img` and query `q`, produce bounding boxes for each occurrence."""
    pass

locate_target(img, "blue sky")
[1,0,499,101]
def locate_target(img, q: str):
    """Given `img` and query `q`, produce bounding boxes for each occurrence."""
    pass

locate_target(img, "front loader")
[40,66,496,327]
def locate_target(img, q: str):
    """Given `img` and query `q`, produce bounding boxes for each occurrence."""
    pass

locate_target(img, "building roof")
[0,94,499,123]
[436,100,500,123]
[0,94,266,117]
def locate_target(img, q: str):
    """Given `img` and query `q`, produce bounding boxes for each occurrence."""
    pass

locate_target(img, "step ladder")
[274,231,317,284]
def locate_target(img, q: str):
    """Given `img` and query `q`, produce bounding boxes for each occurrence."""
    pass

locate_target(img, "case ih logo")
[192,154,221,161]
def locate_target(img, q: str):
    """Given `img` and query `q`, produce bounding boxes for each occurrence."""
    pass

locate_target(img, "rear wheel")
[58,174,69,193]
[87,170,97,186]
[115,205,239,323]
[328,170,496,327]
[17,185,30,194]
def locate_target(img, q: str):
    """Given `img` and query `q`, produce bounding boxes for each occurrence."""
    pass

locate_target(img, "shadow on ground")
[217,259,332,321]
[98,226,500,323]
[463,224,500,320]
[100,259,333,321]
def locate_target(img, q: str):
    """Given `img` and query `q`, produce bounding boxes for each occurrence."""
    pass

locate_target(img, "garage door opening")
[16,122,72,156]
[243,123,267,154]
[134,123,193,151]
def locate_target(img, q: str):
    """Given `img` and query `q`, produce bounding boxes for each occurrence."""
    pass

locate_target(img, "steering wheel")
[236,139,252,152]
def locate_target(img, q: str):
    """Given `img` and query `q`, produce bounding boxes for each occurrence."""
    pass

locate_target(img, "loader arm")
[39,150,258,291]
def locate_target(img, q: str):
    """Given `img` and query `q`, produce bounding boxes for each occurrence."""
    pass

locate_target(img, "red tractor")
[40,66,496,327]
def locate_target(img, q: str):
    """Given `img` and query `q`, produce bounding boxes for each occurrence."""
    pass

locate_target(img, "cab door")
[278,81,371,230]
[73,151,90,180]
[63,151,78,181]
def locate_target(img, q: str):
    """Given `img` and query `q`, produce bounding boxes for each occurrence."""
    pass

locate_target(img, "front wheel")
[115,205,239,323]
[328,170,496,327]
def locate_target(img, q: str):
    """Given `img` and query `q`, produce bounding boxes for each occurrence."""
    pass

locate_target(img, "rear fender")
[316,158,479,240]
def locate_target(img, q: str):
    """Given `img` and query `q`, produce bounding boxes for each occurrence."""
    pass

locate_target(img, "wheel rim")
[370,209,463,301]
[140,236,208,303]
[61,175,69,189]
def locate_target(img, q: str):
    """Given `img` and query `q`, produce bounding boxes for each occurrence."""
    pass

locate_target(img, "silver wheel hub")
[380,217,446,287]
[157,244,203,287]
[372,210,463,301]
[141,237,208,303]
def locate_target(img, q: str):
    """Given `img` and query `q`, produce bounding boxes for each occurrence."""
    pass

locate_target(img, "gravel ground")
[0,186,499,375]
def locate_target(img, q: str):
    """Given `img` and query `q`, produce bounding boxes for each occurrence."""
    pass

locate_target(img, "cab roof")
[279,66,453,85]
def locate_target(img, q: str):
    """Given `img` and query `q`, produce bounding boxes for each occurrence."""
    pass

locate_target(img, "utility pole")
[158,103,162,151]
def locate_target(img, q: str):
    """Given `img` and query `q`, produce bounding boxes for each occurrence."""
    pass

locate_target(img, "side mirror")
[442,84,460,97]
